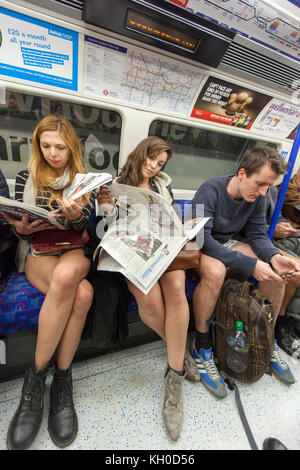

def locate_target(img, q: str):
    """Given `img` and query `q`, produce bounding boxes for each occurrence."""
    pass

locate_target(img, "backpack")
[212,278,274,383]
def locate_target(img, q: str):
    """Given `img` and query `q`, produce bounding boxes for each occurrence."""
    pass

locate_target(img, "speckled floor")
[0,339,299,450]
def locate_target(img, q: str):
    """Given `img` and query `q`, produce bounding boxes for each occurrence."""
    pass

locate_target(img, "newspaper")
[0,196,66,229]
[64,172,112,200]
[0,171,112,229]
[96,184,209,294]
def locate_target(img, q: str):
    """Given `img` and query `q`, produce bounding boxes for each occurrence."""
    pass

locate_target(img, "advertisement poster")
[83,35,204,115]
[165,0,300,62]
[191,76,271,129]
[0,7,78,90]
[251,99,300,139]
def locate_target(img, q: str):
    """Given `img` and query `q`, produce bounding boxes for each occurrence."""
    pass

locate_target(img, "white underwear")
[223,239,239,249]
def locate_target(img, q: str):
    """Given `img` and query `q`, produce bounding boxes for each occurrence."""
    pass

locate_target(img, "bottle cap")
[235,320,243,331]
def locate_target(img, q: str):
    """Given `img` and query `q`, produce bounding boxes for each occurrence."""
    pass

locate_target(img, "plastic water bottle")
[226,320,249,373]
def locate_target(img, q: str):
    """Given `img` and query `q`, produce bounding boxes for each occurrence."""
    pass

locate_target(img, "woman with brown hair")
[98,136,197,441]
[3,115,94,450]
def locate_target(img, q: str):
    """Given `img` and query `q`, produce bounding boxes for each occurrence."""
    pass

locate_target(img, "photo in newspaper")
[96,184,208,294]
[64,172,112,200]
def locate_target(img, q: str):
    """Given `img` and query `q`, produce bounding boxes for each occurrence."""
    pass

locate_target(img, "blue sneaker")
[191,338,227,398]
[269,340,295,385]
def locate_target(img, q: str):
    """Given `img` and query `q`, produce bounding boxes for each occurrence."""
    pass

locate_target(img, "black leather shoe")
[48,366,78,448]
[276,316,300,359]
[7,363,50,450]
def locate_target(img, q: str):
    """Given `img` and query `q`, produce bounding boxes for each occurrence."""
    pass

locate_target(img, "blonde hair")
[117,136,172,187]
[29,114,88,207]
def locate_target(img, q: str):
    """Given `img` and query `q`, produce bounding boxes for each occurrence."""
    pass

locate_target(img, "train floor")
[0,337,299,451]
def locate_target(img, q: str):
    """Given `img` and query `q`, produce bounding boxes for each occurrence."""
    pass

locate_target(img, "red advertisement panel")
[192,77,272,130]
[165,0,189,7]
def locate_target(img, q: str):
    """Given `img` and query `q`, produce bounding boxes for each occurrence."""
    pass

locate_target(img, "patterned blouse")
[15,170,95,232]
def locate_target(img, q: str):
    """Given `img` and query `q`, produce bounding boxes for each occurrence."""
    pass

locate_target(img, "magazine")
[96,184,209,294]
[0,171,112,229]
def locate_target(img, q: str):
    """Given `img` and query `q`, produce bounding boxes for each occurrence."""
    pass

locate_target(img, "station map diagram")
[120,48,204,113]
[84,36,204,115]
[167,0,300,61]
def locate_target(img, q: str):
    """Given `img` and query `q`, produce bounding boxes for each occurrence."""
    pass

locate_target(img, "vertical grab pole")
[268,125,300,241]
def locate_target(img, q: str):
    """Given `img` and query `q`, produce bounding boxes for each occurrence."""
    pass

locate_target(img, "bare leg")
[160,270,189,371]
[193,254,227,333]
[55,279,93,370]
[25,249,91,371]
[127,280,166,339]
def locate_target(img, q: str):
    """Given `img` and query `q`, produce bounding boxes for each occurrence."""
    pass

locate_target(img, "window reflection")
[0,91,122,179]
[149,120,278,189]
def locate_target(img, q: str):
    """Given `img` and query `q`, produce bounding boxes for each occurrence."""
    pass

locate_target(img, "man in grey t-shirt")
[189,147,300,395]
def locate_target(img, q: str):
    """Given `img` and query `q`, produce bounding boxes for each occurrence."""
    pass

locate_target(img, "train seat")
[0,199,199,380]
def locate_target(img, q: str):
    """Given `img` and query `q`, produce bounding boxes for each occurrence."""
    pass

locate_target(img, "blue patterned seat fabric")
[0,200,197,335]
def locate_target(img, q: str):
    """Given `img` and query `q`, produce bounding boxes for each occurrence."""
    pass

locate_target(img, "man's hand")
[274,222,298,239]
[270,253,300,280]
[253,259,284,283]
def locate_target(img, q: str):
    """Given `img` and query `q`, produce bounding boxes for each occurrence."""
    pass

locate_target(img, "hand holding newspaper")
[64,172,112,200]
[96,184,209,294]
[0,172,112,229]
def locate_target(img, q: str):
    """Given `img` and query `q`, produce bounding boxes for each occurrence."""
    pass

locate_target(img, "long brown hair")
[117,136,172,187]
[29,114,88,206]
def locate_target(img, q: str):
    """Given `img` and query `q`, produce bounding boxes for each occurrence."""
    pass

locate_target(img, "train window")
[149,120,278,190]
[0,90,122,180]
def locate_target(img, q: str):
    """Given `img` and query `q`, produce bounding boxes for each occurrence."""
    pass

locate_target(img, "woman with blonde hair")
[98,136,198,441]
[3,115,94,450]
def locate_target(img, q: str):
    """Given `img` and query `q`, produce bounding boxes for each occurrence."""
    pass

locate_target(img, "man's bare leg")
[193,254,227,333]
[191,254,228,398]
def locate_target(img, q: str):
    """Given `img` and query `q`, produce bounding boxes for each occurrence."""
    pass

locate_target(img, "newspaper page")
[0,172,112,229]
[64,172,112,200]
[97,185,208,294]
[0,196,66,229]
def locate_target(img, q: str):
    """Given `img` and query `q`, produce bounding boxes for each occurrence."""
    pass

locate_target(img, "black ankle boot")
[48,366,78,448]
[7,362,50,450]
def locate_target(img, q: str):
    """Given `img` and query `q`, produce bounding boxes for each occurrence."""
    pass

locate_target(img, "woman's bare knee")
[51,264,81,294]
[71,280,94,321]
[160,271,186,305]
[139,295,161,316]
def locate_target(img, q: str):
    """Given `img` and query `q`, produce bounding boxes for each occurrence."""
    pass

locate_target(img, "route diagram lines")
[120,49,203,112]
[183,0,300,58]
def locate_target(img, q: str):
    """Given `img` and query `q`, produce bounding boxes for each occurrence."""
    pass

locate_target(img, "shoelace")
[55,377,73,408]
[23,371,43,409]
[202,357,220,378]
[272,347,287,368]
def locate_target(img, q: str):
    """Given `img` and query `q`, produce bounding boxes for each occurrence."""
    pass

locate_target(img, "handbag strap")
[222,374,259,450]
